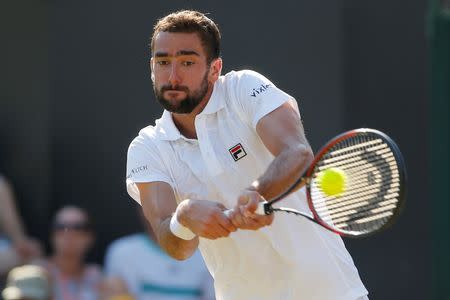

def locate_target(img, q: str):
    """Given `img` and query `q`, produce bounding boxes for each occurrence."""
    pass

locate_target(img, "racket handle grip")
[255,201,269,215]
[223,201,269,217]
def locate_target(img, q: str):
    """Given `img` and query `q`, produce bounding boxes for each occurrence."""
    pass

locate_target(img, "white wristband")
[169,210,196,240]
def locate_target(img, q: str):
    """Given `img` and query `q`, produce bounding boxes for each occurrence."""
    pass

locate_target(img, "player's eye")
[182,61,195,67]
[156,60,170,66]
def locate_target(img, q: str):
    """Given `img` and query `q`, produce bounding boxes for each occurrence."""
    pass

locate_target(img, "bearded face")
[153,69,209,114]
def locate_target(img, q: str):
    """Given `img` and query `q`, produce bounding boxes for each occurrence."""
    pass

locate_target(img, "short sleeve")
[126,135,173,204]
[230,70,297,128]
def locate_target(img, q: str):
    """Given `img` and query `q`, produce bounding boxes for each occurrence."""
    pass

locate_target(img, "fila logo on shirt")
[250,83,271,97]
[229,143,247,161]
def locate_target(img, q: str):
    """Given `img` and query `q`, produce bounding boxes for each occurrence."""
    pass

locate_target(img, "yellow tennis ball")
[317,167,347,197]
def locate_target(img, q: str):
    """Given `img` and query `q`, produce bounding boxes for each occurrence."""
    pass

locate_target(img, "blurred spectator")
[0,175,42,276]
[1,265,51,300]
[36,206,102,300]
[104,207,215,300]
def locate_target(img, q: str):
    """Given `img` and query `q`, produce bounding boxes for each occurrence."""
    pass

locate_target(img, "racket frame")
[263,128,407,238]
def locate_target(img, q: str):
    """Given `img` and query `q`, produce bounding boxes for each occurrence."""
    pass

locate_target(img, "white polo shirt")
[126,70,368,300]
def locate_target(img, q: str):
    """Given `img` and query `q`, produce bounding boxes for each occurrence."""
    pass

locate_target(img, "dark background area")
[1,0,430,299]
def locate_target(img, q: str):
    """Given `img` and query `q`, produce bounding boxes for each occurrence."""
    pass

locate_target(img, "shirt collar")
[154,110,182,141]
[154,80,224,141]
[198,82,224,115]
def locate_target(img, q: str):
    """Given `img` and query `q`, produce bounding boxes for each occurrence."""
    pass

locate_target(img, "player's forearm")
[156,217,199,261]
[253,144,313,200]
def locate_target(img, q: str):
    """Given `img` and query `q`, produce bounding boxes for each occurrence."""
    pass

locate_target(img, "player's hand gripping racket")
[254,128,406,238]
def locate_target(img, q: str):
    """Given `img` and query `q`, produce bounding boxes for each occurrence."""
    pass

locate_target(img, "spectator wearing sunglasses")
[36,206,102,300]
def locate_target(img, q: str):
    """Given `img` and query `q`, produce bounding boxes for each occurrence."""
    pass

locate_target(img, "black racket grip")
[255,201,273,215]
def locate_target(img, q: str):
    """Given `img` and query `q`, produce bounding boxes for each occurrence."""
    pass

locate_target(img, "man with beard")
[126,10,368,300]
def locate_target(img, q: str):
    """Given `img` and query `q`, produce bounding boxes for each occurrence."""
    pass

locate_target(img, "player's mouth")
[165,89,185,94]
[164,90,186,98]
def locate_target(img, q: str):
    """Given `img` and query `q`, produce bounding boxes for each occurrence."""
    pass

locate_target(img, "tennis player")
[126,10,369,300]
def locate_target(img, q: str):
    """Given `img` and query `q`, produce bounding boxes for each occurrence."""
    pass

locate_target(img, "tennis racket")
[254,128,406,238]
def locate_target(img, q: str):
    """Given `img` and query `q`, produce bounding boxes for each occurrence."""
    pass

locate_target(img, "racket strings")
[310,133,402,234]
[312,166,399,202]
[312,167,400,209]
[315,192,399,213]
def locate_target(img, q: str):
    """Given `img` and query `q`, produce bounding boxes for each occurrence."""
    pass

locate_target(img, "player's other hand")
[177,199,237,240]
[227,190,274,230]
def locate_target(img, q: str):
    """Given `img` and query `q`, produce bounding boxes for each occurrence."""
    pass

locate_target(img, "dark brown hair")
[150,10,221,64]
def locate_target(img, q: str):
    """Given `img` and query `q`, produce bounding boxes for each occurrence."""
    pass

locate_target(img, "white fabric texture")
[126,70,368,300]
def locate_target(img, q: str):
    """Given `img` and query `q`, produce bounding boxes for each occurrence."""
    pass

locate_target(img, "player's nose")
[168,64,181,86]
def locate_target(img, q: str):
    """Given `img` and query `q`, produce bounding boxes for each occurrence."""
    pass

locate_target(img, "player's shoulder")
[220,69,273,95]
[130,124,157,145]
[129,111,177,149]
[128,118,168,153]
[221,69,267,84]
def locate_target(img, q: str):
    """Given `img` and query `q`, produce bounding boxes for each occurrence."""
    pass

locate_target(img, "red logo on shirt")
[229,143,247,161]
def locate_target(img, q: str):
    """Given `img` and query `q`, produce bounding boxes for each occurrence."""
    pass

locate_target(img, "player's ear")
[150,57,155,82]
[209,57,222,82]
